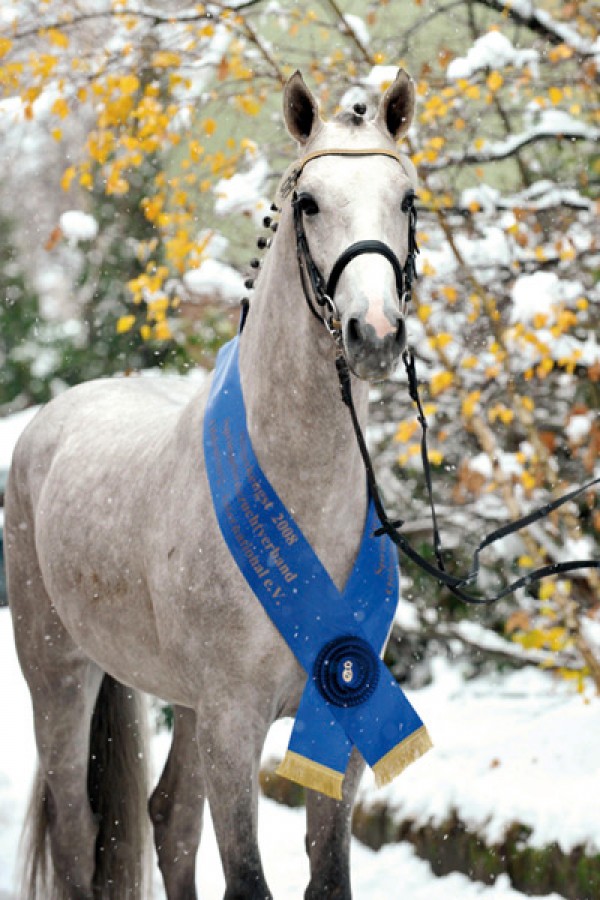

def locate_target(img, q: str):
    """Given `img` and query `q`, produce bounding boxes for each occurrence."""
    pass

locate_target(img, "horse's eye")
[296,192,320,216]
[401,190,415,214]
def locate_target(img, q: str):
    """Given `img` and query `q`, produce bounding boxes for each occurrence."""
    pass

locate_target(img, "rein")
[288,147,600,604]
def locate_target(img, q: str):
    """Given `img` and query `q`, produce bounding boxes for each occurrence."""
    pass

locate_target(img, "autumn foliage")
[1,0,598,686]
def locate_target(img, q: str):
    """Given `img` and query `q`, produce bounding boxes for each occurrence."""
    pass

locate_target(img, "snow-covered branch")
[472,0,600,59]
[425,114,600,170]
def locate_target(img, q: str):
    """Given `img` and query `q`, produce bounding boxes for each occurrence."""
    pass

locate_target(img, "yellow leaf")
[46,28,69,49]
[119,74,140,96]
[520,395,534,412]
[153,320,172,341]
[117,315,136,334]
[486,70,503,92]
[51,97,69,119]
[235,95,261,116]
[521,471,536,491]
[394,420,418,443]
[461,390,481,418]
[430,371,454,397]
[0,37,13,59]
[539,582,555,601]
[60,166,76,191]
[548,86,563,105]
[441,285,458,303]
[151,51,181,68]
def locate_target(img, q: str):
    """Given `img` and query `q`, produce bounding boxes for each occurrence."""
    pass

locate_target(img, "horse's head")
[282,70,417,381]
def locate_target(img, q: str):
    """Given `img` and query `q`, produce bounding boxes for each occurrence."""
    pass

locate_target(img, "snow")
[355,659,600,856]
[484,110,600,161]
[0,610,573,900]
[447,31,538,79]
[213,154,270,223]
[509,271,582,326]
[362,66,400,89]
[59,210,99,245]
[344,14,370,48]
[183,258,245,303]
[565,413,593,444]
[0,407,40,470]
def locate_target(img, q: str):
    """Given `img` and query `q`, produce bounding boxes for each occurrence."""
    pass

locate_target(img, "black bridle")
[287,147,600,605]
[289,148,419,335]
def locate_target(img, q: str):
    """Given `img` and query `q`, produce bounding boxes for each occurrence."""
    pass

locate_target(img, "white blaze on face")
[351,251,400,339]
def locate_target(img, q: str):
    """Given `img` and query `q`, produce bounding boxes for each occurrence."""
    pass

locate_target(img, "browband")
[280,148,409,198]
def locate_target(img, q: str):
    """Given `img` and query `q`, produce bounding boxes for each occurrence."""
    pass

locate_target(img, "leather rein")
[285,147,600,605]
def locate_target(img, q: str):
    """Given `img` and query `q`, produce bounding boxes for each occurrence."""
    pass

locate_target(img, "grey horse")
[5,69,417,899]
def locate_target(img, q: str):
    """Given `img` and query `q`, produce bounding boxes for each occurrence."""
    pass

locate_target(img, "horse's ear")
[375,69,415,142]
[283,70,323,145]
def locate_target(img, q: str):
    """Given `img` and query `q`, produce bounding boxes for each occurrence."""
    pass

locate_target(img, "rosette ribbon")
[204,337,432,800]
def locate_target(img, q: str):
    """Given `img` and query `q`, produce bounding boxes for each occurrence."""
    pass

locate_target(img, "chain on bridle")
[284,146,600,605]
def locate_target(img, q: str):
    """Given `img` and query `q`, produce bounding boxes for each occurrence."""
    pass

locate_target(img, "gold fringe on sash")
[276,751,345,801]
[372,725,433,789]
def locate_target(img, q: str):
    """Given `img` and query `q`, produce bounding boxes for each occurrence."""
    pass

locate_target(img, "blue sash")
[203,337,432,799]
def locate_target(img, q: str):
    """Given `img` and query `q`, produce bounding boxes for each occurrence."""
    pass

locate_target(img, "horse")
[5,68,418,899]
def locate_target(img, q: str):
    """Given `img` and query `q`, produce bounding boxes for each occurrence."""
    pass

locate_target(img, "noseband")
[288,148,419,336]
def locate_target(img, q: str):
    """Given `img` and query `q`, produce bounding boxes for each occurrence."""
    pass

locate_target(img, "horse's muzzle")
[343,312,406,381]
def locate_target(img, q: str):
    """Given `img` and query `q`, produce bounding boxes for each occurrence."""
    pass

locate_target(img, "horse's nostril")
[347,317,362,346]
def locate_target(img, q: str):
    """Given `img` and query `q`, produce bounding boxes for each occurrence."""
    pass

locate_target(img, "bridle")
[286,148,419,337]
[244,147,600,605]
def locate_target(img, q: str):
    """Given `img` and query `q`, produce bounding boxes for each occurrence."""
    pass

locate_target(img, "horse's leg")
[196,701,271,900]
[7,494,147,899]
[17,614,102,897]
[6,497,102,899]
[304,748,365,900]
[149,706,204,900]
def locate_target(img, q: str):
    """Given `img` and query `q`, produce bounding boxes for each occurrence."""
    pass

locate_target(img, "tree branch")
[471,0,599,58]
[424,125,600,170]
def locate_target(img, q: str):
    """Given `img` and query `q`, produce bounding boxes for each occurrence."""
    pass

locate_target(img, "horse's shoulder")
[9,373,207,491]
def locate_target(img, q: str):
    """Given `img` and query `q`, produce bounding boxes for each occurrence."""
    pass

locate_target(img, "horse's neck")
[238,220,369,586]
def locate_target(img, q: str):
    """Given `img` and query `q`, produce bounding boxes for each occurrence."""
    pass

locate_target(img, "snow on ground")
[0,407,39,471]
[0,609,570,900]
[0,609,576,900]
[265,659,600,858]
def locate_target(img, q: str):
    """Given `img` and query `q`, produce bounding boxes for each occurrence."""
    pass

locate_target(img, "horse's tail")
[21,674,149,899]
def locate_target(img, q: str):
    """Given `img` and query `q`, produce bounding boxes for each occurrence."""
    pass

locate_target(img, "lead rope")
[286,153,600,604]
[334,342,600,605]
